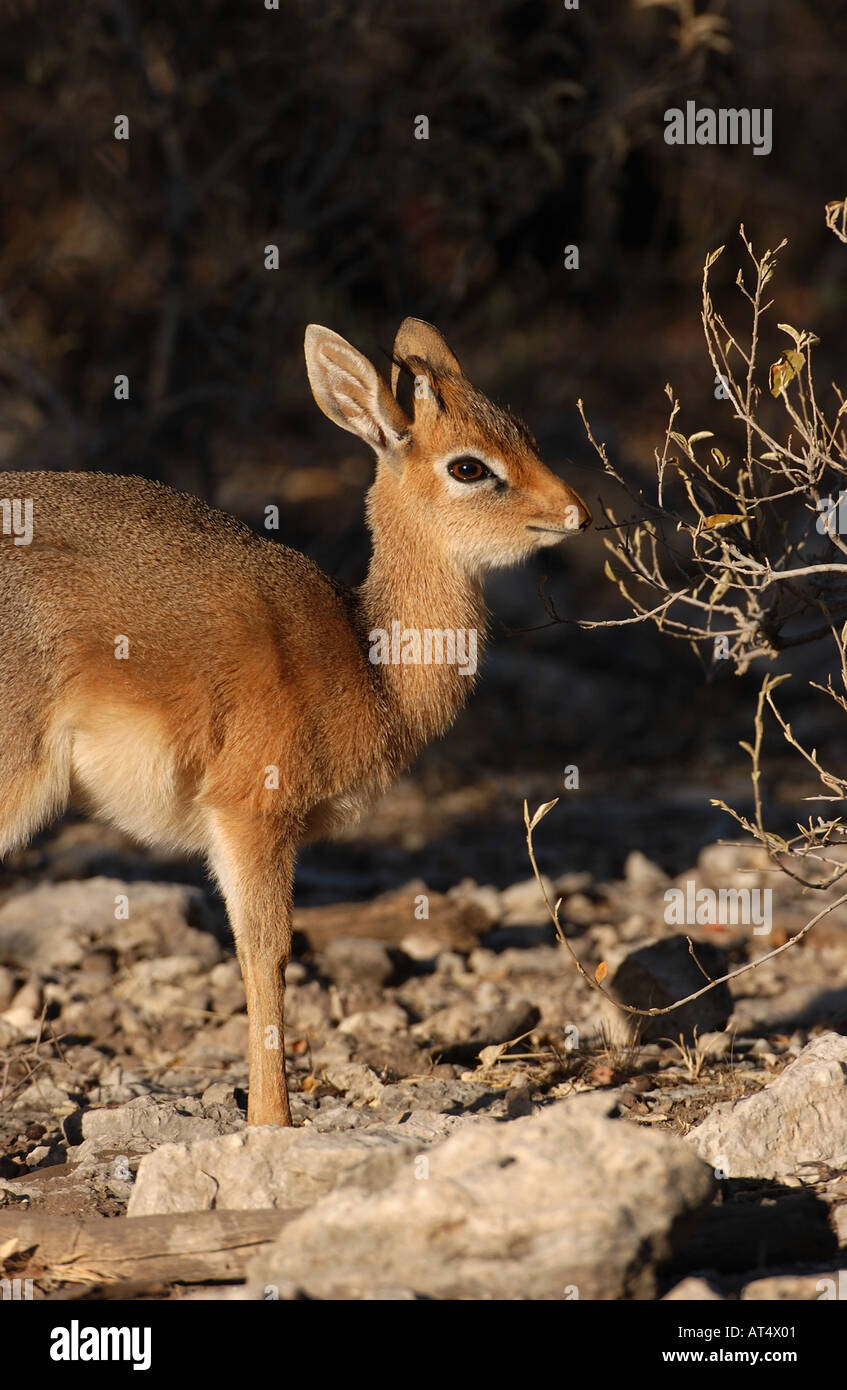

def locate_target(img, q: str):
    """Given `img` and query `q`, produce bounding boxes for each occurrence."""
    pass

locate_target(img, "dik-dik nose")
[567,488,593,532]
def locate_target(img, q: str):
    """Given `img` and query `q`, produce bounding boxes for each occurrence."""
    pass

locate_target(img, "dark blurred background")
[2,0,847,893]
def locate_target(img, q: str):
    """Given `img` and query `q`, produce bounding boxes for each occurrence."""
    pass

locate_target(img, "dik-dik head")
[304,317,592,572]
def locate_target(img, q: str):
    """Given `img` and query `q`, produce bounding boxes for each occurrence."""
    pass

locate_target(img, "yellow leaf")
[777,322,802,347]
[711,572,731,602]
[769,349,804,397]
[594,960,608,984]
[710,447,727,469]
[704,513,747,529]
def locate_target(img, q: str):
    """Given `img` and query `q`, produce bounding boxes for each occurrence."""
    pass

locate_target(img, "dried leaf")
[711,572,731,602]
[710,447,727,469]
[594,960,608,983]
[528,798,558,832]
[478,1043,507,1068]
[703,513,747,529]
[769,349,805,397]
[688,431,714,444]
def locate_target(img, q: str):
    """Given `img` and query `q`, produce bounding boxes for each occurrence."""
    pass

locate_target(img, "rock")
[316,937,396,988]
[69,1094,244,1159]
[180,1015,249,1066]
[127,1123,427,1215]
[118,955,208,988]
[446,880,501,924]
[320,1062,384,1103]
[0,964,17,1011]
[337,1003,409,1036]
[1,977,43,1030]
[499,876,555,924]
[742,1273,847,1300]
[400,933,445,961]
[601,936,732,1045]
[730,984,847,1033]
[624,851,669,891]
[0,878,220,973]
[12,1078,76,1113]
[662,1276,724,1300]
[696,842,770,886]
[201,1082,245,1111]
[350,1036,429,1080]
[486,945,565,976]
[445,884,497,928]
[24,1145,52,1167]
[832,1203,847,1247]
[434,950,467,976]
[468,947,498,975]
[696,1030,734,1058]
[311,1031,355,1069]
[286,979,331,1037]
[246,1094,715,1300]
[208,958,246,1015]
[411,998,540,1063]
[505,1086,534,1118]
[376,1077,496,1115]
[686,1033,847,1181]
[554,871,593,897]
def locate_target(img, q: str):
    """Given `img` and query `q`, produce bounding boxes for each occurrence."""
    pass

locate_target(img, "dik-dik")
[0,319,591,1125]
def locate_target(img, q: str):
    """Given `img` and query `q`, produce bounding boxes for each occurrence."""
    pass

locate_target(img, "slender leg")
[209,811,297,1126]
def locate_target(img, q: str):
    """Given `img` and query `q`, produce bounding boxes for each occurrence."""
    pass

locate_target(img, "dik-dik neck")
[356,480,487,759]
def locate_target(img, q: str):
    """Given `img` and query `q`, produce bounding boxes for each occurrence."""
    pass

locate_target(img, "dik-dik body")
[0,319,590,1125]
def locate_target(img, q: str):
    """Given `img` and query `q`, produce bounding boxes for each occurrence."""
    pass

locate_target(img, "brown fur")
[0,319,590,1125]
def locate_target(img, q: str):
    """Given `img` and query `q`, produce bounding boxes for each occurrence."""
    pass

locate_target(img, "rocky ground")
[0,795,846,1302]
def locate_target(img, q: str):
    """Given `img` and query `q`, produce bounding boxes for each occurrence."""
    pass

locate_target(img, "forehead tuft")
[436,375,539,455]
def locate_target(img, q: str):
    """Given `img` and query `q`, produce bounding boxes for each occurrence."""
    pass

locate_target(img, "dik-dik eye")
[447,457,493,483]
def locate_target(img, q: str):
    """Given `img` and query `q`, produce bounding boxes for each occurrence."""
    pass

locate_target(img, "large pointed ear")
[305,325,411,470]
[390,318,463,397]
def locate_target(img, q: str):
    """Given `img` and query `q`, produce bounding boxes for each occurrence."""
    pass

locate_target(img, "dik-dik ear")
[390,318,463,399]
[305,325,411,473]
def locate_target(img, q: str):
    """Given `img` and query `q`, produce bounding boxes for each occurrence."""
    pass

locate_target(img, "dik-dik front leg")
[210,810,297,1126]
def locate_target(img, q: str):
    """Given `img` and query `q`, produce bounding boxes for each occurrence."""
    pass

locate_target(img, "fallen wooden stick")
[293,889,488,952]
[0,1209,291,1286]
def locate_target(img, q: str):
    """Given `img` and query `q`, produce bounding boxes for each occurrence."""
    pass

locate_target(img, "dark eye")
[447,457,492,483]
